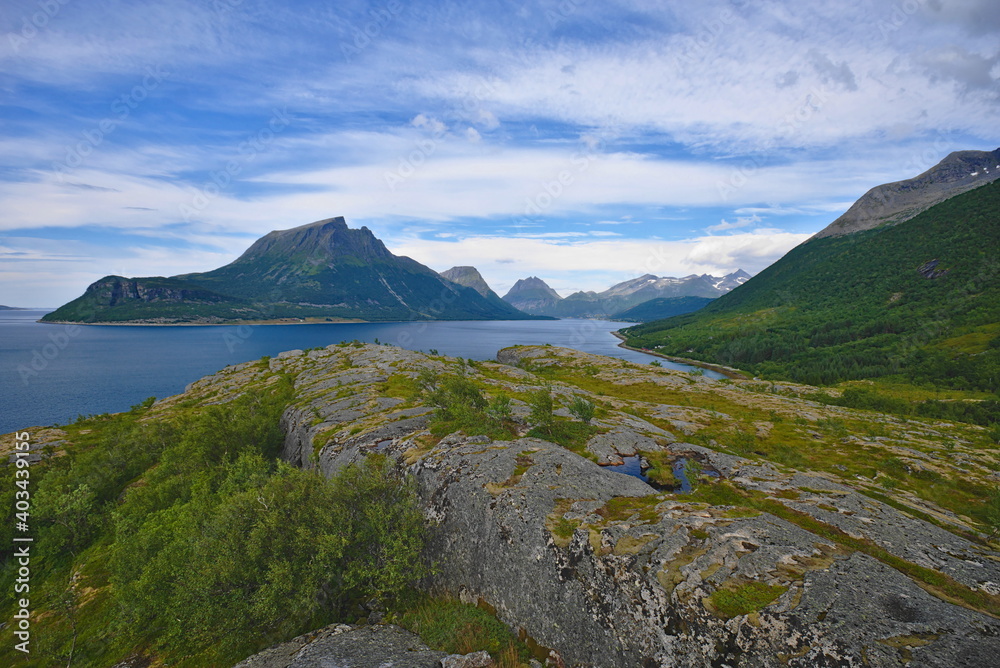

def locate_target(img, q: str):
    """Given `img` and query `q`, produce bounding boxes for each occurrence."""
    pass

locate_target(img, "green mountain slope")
[623,180,1000,392]
[43,218,536,323]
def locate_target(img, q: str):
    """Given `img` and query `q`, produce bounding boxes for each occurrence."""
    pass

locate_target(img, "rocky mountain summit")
[502,271,748,318]
[138,342,1000,667]
[440,266,499,299]
[814,148,1000,239]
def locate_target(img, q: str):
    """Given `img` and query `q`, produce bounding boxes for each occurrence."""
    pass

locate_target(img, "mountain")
[0,305,26,310]
[503,270,749,318]
[439,265,533,317]
[439,266,495,298]
[814,148,1000,239]
[43,217,538,323]
[623,173,1000,393]
[501,276,563,314]
[610,296,716,322]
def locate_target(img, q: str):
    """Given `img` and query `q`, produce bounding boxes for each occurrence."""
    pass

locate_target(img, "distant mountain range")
[43,218,538,324]
[624,149,1000,393]
[502,270,749,318]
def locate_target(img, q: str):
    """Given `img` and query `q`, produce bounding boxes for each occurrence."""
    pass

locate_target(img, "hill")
[43,218,536,324]
[4,344,999,666]
[610,296,715,322]
[622,179,1000,397]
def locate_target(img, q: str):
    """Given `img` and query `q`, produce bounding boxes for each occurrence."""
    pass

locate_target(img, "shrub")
[568,396,595,424]
[528,386,554,433]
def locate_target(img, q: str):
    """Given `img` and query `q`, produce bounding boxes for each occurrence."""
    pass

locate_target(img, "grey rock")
[440,650,494,667]
[235,624,447,668]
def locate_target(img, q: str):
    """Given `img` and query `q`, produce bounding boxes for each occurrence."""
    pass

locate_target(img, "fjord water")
[0,310,721,434]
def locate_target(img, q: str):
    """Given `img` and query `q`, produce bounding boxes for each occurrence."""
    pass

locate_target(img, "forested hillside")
[624,181,1000,397]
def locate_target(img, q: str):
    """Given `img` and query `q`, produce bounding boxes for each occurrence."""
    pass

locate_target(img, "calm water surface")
[0,310,721,434]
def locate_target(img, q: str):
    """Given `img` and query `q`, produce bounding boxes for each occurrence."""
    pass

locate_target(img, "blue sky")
[2,0,998,306]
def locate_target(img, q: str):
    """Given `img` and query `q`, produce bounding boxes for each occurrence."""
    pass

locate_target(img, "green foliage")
[1,374,430,667]
[983,489,1000,540]
[421,371,516,439]
[527,386,555,433]
[486,392,514,425]
[624,181,1000,398]
[649,360,662,367]
[640,451,678,487]
[526,421,599,458]
[810,386,1000,428]
[707,581,787,618]
[568,395,596,424]
[398,598,531,666]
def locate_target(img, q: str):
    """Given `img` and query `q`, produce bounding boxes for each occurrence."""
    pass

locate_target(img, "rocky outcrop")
[234,623,449,667]
[168,343,1000,667]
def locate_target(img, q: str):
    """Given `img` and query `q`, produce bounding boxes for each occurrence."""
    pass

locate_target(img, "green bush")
[528,386,555,433]
[568,396,596,424]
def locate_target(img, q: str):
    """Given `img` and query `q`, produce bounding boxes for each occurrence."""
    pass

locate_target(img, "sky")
[1,0,998,307]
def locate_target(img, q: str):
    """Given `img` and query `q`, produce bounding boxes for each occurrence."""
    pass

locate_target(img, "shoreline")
[37,317,370,326]
[36,316,550,327]
[611,330,749,380]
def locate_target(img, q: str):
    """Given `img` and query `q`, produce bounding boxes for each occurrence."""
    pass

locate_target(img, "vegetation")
[527,386,555,433]
[396,597,532,667]
[707,581,787,619]
[0,377,429,666]
[420,370,517,440]
[623,181,1000,410]
[568,396,596,424]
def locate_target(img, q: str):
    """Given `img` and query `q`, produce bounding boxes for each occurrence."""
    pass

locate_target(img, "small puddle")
[615,455,653,484]
[609,455,721,493]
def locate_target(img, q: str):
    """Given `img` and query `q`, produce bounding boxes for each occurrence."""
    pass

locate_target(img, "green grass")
[707,581,787,618]
[396,597,532,667]
[527,420,601,460]
[679,482,1000,618]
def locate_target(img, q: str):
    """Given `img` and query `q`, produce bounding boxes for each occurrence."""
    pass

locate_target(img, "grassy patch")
[527,420,601,460]
[594,495,662,524]
[680,482,1000,618]
[640,450,678,487]
[706,581,787,618]
[397,597,531,667]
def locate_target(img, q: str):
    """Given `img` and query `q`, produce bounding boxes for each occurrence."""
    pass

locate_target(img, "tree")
[568,396,595,424]
[528,386,554,433]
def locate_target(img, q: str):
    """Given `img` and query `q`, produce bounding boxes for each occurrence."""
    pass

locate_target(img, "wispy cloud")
[0,0,996,306]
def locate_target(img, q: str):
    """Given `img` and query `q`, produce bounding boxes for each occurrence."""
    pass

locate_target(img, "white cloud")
[706,215,761,233]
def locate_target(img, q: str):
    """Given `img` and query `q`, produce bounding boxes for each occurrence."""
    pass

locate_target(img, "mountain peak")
[440,266,495,299]
[231,216,391,266]
[814,147,1000,239]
